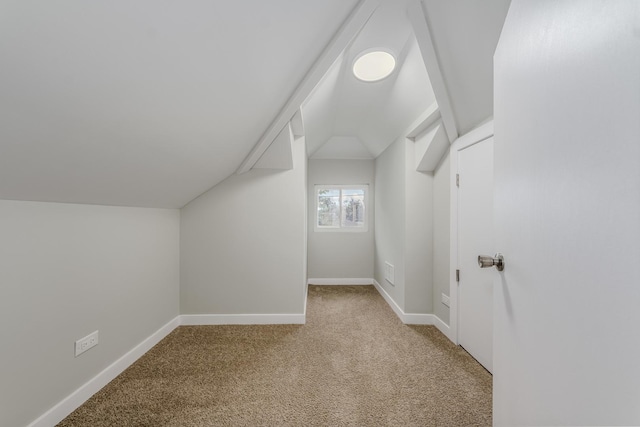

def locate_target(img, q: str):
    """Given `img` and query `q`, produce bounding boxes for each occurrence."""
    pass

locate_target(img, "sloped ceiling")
[0,0,512,208]
[422,0,512,135]
[303,0,436,160]
[0,0,358,208]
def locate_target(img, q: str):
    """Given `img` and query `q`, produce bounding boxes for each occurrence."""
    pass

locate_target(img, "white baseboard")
[402,312,437,325]
[431,315,453,341]
[303,283,308,317]
[372,280,453,342]
[28,316,181,427]
[29,286,449,427]
[307,278,374,285]
[180,313,305,325]
[28,311,306,426]
[372,279,405,320]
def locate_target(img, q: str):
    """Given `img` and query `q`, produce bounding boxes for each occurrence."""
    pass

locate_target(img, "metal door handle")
[478,253,505,271]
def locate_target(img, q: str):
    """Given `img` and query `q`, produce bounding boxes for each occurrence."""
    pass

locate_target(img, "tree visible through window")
[316,185,367,231]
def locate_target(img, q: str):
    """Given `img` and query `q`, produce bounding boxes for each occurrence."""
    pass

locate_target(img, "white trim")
[28,317,180,427]
[27,279,453,427]
[180,313,305,325]
[414,120,448,173]
[28,310,309,426]
[407,0,458,143]
[432,315,452,341]
[405,102,441,140]
[401,312,434,325]
[290,109,305,138]
[372,279,405,319]
[307,278,374,285]
[448,119,495,345]
[453,119,493,149]
[252,123,294,170]
[372,280,453,342]
[236,0,382,174]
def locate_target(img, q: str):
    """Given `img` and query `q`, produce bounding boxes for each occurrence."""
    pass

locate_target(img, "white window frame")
[314,184,368,232]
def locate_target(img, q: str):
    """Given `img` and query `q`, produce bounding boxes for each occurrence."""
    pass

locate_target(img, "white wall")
[374,137,433,314]
[374,138,406,309]
[180,138,307,315]
[404,141,433,313]
[432,152,450,323]
[307,159,374,280]
[494,1,640,425]
[0,201,180,427]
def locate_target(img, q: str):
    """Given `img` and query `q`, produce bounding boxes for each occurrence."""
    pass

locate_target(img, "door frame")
[448,119,494,345]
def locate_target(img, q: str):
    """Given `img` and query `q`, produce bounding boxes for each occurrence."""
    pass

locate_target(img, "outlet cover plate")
[75,330,99,357]
[384,262,395,285]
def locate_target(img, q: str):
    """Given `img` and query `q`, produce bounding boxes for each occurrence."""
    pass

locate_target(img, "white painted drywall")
[0,0,359,208]
[421,0,511,135]
[180,138,307,315]
[374,138,406,309]
[432,152,450,323]
[404,142,433,314]
[303,1,436,161]
[0,201,180,427]
[307,159,374,279]
[374,137,434,313]
[494,1,640,425]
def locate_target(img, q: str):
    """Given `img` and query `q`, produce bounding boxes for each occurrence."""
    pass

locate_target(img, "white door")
[493,1,640,425]
[457,136,493,373]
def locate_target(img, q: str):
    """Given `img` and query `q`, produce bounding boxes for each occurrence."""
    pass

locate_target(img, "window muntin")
[315,185,368,232]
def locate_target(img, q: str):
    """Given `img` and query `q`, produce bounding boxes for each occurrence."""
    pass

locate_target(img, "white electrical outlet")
[384,262,395,285]
[441,293,450,307]
[75,330,99,357]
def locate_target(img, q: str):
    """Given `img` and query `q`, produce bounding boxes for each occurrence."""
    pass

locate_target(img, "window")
[315,185,368,232]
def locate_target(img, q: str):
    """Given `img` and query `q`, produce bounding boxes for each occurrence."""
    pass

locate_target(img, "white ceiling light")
[352,50,396,82]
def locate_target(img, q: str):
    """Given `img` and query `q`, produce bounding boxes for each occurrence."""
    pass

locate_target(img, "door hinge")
[456,173,459,187]
[456,269,460,282]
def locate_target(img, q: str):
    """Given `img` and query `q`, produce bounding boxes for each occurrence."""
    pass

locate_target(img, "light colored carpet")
[58,285,492,426]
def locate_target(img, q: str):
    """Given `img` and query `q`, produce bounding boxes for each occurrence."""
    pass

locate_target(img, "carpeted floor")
[58,285,492,426]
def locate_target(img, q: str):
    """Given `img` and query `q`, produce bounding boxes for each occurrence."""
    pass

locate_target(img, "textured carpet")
[58,285,492,426]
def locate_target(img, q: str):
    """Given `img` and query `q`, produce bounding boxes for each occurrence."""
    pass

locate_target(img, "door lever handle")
[478,253,505,271]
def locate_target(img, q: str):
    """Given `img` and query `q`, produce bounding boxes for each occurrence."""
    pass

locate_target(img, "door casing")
[448,120,494,345]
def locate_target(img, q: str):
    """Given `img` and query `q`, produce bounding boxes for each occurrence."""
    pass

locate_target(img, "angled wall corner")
[405,102,441,141]
[290,109,305,139]
[414,120,448,172]
[253,123,294,170]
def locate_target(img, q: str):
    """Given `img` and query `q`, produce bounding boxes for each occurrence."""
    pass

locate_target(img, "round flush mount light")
[352,50,396,82]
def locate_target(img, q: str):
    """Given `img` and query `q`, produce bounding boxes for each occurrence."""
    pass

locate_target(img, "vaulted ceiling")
[0,0,510,208]
[0,0,358,208]
[303,0,436,160]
